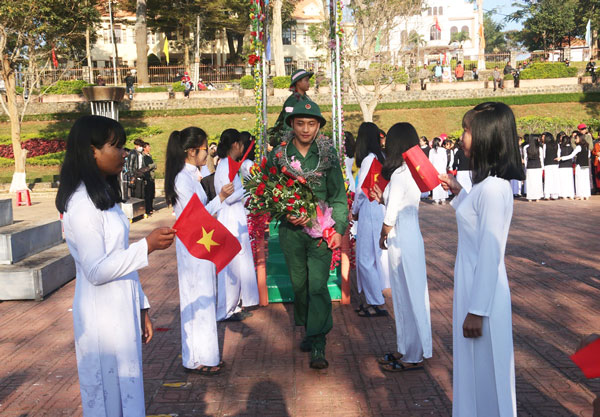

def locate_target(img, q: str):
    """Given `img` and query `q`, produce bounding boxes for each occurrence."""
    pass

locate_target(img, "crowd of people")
[54,67,598,417]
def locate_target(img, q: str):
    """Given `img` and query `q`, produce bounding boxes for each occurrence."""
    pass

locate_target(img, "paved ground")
[0,192,599,417]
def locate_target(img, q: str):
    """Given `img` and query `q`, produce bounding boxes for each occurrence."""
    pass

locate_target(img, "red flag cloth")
[228,139,255,182]
[403,145,442,192]
[51,47,59,69]
[435,17,441,32]
[361,158,389,202]
[570,338,600,379]
[173,193,241,273]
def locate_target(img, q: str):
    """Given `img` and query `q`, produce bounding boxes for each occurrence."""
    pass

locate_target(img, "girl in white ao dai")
[57,116,175,416]
[440,103,524,417]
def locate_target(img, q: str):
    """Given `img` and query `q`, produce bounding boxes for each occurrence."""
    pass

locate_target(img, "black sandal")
[377,352,403,365]
[354,303,365,313]
[185,361,225,375]
[380,360,423,373]
[358,305,389,317]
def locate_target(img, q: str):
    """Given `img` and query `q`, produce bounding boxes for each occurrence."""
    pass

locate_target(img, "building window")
[438,6,443,15]
[147,32,156,45]
[430,25,441,41]
[433,7,437,16]
[303,30,312,46]
[427,7,432,16]
[283,27,291,45]
[461,26,470,36]
[129,28,135,44]
[450,26,458,36]
[114,25,122,44]
[103,28,110,44]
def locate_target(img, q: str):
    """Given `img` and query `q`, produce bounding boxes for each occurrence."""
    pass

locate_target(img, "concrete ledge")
[0,199,12,227]
[0,243,75,300]
[0,220,63,264]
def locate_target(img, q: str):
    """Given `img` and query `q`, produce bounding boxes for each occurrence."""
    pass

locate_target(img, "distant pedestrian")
[434,62,443,82]
[96,75,106,86]
[125,72,135,99]
[418,64,430,90]
[493,66,504,91]
[472,67,479,81]
[455,61,464,81]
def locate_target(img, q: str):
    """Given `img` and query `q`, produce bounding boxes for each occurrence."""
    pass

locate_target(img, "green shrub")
[272,76,291,89]
[0,157,12,167]
[516,115,600,135]
[42,80,92,95]
[28,151,65,166]
[520,63,578,80]
[240,75,255,89]
[124,126,162,144]
[136,86,168,92]
[171,82,185,92]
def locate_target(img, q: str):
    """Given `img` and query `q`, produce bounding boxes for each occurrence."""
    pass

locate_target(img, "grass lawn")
[0,100,598,182]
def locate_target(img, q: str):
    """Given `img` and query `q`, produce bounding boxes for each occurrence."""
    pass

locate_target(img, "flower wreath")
[272,131,338,187]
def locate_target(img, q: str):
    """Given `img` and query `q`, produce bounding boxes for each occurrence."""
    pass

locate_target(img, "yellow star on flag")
[197,227,220,252]
[416,165,425,179]
[374,173,379,183]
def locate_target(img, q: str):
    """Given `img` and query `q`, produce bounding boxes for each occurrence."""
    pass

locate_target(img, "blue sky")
[483,0,524,31]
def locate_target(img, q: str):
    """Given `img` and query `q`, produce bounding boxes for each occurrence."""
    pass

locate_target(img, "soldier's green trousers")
[279,223,333,350]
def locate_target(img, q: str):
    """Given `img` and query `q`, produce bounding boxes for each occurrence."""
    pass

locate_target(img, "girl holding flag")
[165,127,234,375]
[215,129,259,321]
[352,122,390,317]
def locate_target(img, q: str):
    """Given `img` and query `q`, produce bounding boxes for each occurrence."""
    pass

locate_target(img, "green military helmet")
[289,69,314,88]
[285,100,326,128]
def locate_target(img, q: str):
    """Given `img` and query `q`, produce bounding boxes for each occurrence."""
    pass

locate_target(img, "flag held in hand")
[403,145,442,192]
[570,338,600,379]
[361,158,389,202]
[228,139,256,182]
[173,194,241,273]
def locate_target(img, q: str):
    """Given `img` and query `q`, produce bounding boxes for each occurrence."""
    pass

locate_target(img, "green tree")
[483,11,507,53]
[0,0,100,190]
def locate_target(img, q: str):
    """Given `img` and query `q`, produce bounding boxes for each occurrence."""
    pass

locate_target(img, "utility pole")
[194,15,200,86]
[109,0,119,85]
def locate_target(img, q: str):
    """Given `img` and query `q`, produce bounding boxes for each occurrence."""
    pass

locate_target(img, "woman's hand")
[369,184,384,204]
[352,213,359,221]
[219,183,235,202]
[462,313,483,338]
[379,224,392,250]
[146,227,176,254]
[141,309,153,344]
[286,215,310,227]
[439,173,463,195]
[327,232,342,250]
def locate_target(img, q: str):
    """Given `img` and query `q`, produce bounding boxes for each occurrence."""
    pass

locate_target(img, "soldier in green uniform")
[270,69,313,144]
[268,99,348,369]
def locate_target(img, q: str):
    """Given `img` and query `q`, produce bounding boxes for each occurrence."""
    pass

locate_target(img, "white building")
[389,0,481,66]
[281,0,327,71]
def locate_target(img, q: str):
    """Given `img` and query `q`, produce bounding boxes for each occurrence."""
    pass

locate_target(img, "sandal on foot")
[358,305,389,317]
[354,303,365,313]
[377,352,403,365]
[381,360,423,373]
[223,312,245,322]
[185,361,225,375]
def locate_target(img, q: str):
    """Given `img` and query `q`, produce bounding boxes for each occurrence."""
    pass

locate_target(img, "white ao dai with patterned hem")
[382,165,431,363]
[64,184,150,417]
[451,177,516,417]
[352,153,390,306]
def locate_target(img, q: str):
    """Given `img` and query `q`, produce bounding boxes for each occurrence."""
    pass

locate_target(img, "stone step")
[0,199,13,227]
[0,243,75,301]
[0,220,63,264]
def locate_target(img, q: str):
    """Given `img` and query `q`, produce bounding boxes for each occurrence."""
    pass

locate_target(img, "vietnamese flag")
[173,194,241,273]
[361,158,389,202]
[228,139,256,181]
[570,338,600,379]
[403,145,441,192]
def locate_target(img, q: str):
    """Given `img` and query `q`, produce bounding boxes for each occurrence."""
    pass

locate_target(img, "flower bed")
[0,138,66,159]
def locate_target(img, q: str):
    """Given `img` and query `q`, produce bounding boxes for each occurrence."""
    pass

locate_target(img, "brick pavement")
[0,193,599,416]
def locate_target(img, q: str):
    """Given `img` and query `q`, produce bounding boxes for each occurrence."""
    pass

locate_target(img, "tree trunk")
[184,42,190,71]
[236,33,244,56]
[476,0,485,70]
[86,27,93,83]
[135,0,149,85]
[271,0,286,76]
[226,29,237,63]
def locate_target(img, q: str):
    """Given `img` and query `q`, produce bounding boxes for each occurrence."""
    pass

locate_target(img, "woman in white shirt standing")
[370,122,432,372]
[523,134,544,201]
[57,115,175,416]
[439,102,524,417]
[164,127,234,375]
[352,122,390,317]
[556,132,591,200]
[429,137,448,204]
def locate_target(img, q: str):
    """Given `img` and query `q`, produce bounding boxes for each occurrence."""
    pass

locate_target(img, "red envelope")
[228,139,256,182]
[570,338,600,379]
[361,158,389,202]
[403,145,442,192]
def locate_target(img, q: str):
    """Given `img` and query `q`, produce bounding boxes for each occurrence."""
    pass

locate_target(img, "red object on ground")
[361,158,389,202]
[16,190,31,206]
[570,338,600,379]
[228,139,256,182]
[173,194,241,273]
[403,145,442,192]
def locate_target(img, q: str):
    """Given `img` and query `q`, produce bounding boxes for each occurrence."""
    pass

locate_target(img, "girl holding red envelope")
[215,129,260,321]
[352,122,390,317]
[165,127,234,375]
[439,102,525,417]
[370,122,432,372]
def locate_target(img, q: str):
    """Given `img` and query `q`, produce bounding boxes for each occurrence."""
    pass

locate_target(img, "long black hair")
[381,123,420,181]
[431,137,442,149]
[56,115,126,213]
[469,102,525,184]
[217,128,242,159]
[240,131,256,162]
[355,122,385,167]
[164,127,207,206]
[344,131,355,159]
[543,131,558,154]
[526,134,540,160]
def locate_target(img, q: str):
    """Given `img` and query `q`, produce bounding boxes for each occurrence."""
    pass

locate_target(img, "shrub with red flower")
[0,139,66,159]
[248,54,261,66]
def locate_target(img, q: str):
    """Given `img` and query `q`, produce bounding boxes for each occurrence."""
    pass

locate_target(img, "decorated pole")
[249,0,269,306]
